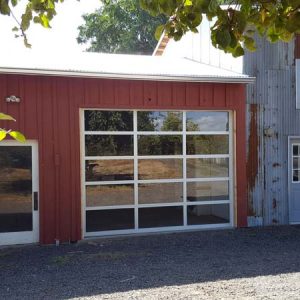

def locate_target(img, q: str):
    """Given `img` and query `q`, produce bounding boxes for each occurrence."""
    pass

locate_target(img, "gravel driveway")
[1,226,300,299]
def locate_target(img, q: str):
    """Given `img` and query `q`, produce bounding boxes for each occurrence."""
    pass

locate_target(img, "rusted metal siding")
[244,36,299,226]
[0,75,247,244]
[295,35,300,59]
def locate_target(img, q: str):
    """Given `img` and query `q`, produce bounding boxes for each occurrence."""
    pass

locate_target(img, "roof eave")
[0,67,256,84]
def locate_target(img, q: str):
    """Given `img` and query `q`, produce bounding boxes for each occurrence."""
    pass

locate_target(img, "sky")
[0,0,101,58]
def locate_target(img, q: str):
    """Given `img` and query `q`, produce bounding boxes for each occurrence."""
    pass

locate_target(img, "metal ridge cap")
[0,67,256,83]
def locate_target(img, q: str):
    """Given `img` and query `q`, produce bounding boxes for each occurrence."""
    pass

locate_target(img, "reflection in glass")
[86,160,134,181]
[293,158,300,170]
[187,181,229,202]
[186,135,229,155]
[138,159,182,180]
[186,112,229,131]
[137,111,182,131]
[86,184,134,207]
[86,209,134,231]
[0,146,32,233]
[139,206,183,228]
[138,135,182,155]
[293,145,300,156]
[85,135,133,156]
[187,158,229,178]
[293,170,300,182]
[187,204,229,225]
[84,110,133,131]
[138,183,183,204]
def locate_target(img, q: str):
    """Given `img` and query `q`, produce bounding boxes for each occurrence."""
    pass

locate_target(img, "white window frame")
[292,143,300,183]
[80,109,234,238]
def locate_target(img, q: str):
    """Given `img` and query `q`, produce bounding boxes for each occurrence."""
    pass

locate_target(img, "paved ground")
[1,226,300,299]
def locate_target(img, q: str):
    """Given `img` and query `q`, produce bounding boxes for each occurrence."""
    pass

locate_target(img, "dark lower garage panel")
[86,209,134,232]
[139,206,183,228]
[187,204,230,225]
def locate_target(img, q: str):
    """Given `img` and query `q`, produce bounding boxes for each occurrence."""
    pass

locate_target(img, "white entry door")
[0,141,39,246]
[289,138,300,224]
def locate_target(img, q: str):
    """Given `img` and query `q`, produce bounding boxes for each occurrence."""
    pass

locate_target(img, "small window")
[292,144,300,183]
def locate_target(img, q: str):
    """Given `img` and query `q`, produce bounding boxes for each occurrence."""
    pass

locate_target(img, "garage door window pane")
[187,181,229,202]
[187,204,230,225]
[138,135,182,155]
[86,160,134,181]
[86,209,134,232]
[84,110,133,131]
[85,135,133,156]
[187,158,229,178]
[86,185,134,207]
[137,111,182,131]
[186,112,228,131]
[138,159,183,180]
[139,206,183,228]
[186,135,229,155]
[138,183,183,204]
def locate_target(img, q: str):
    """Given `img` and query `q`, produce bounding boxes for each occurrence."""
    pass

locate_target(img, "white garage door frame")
[80,109,235,238]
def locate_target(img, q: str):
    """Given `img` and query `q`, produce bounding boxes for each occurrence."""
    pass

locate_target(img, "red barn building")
[0,53,253,245]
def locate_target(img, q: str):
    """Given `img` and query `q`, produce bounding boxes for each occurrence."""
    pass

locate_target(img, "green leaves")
[0,112,26,142]
[78,0,167,55]
[141,0,300,56]
[0,0,11,15]
[0,130,6,141]
[0,112,16,121]
[9,131,26,142]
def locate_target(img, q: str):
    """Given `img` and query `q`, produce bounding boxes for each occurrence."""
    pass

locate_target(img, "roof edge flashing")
[0,67,256,84]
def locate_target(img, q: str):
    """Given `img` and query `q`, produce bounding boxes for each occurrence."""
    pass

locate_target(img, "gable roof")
[0,51,254,83]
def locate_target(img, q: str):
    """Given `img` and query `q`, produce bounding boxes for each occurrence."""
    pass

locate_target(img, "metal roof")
[0,51,255,83]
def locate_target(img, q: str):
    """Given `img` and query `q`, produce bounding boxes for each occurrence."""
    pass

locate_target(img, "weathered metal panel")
[245,36,299,226]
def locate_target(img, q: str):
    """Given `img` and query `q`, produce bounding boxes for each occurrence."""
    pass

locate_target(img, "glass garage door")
[82,110,233,237]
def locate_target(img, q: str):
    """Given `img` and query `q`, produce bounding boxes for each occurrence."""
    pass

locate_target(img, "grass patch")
[51,255,72,265]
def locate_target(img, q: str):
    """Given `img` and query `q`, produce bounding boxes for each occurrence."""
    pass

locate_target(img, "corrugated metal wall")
[244,36,299,225]
[0,76,247,243]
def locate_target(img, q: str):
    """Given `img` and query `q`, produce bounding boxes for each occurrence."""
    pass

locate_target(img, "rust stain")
[272,198,277,209]
[247,104,259,216]
[295,34,300,60]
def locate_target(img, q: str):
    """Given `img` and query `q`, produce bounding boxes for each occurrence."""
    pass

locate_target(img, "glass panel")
[293,170,300,182]
[187,181,229,202]
[186,112,229,131]
[86,209,134,232]
[293,158,300,170]
[293,145,300,156]
[139,206,183,228]
[187,204,230,225]
[187,158,229,178]
[138,183,183,204]
[86,184,134,207]
[84,110,133,131]
[186,135,229,155]
[86,160,134,181]
[137,111,182,131]
[85,135,133,156]
[138,135,182,155]
[0,146,32,233]
[138,159,183,180]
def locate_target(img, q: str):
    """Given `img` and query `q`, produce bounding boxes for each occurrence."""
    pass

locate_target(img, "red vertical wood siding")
[0,74,247,244]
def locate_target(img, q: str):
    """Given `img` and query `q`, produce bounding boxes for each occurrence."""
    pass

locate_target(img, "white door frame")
[0,140,39,246]
[288,136,300,224]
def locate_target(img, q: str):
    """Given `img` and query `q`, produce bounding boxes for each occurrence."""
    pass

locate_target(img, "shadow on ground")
[1,226,300,299]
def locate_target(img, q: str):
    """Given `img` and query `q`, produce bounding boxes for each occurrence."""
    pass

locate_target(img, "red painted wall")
[0,74,247,244]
